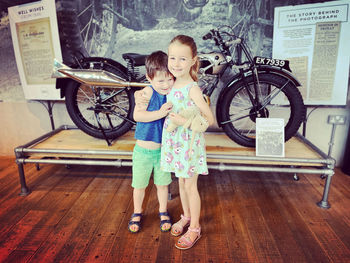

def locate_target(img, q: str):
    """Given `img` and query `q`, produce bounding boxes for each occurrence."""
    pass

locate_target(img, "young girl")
[160,35,215,249]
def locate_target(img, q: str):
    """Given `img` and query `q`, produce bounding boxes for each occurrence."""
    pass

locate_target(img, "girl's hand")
[169,112,187,126]
[190,84,215,126]
[159,102,173,117]
[134,90,150,109]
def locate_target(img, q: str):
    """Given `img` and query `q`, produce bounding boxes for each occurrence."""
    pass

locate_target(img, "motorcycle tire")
[64,59,135,140]
[220,73,306,147]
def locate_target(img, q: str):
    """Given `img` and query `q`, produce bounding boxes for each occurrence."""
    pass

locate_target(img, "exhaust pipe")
[52,59,148,88]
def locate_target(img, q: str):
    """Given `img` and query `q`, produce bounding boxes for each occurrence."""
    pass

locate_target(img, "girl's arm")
[189,84,215,126]
[133,86,172,122]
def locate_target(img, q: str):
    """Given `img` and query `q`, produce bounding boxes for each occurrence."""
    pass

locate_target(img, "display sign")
[273,0,350,105]
[8,0,62,100]
[256,118,285,158]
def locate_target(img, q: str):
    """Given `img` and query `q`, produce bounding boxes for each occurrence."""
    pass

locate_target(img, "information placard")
[273,0,350,105]
[256,118,285,158]
[8,0,62,100]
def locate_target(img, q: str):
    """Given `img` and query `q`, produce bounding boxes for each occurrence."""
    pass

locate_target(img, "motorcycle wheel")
[64,60,135,140]
[220,73,306,147]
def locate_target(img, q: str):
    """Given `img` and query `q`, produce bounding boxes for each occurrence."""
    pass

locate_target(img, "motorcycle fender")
[255,65,302,87]
[56,78,73,98]
[215,66,302,127]
[55,57,128,98]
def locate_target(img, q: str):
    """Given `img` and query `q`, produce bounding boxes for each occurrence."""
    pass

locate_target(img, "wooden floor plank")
[78,172,132,262]
[4,249,35,263]
[0,157,15,171]
[200,173,232,263]
[303,172,350,251]
[126,182,163,263]
[155,178,183,263]
[106,176,156,263]
[213,171,258,263]
[0,163,37,200]
[257,172,330,263]
[231,172,284,263]
[252,172,314,262]
[0,157,350,262]
[0,165,68,232]
[0,165,96,262]
[28,167,122,262]
[274,172,350,262]
[304,170,350,227]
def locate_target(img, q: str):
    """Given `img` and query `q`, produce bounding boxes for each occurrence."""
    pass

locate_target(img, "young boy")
[128,51,174,233]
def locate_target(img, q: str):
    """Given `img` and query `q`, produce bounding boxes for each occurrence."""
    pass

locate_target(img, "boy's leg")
[130,144,153,232]
[153,151,172,231]
[156,184,169,212]
[130,187,146,232]
[156,184,171,231]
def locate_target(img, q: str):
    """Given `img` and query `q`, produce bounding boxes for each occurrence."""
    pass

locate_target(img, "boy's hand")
[159,102,173,117]
[169,112,187,126]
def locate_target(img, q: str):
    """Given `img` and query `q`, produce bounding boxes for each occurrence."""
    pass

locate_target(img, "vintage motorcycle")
[54,25,306,147]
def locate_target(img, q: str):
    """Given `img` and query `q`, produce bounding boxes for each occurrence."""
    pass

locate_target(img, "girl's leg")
[130,187,145,232]
[184,174,201,241]
[179,177,191,217]
[171,177,191,235]
[156,184,171,231]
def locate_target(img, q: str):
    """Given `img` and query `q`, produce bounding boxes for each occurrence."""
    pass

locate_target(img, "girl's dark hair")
[145,51,172,79]
[170,35,199,81]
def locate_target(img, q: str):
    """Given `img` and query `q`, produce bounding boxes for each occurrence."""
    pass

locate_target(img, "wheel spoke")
[65,59,135,140]
[77,86,96,104]
[77,3,93,18]
[81,15,93,45]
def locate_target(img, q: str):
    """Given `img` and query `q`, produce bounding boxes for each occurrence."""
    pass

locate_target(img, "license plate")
[254,56,291,72]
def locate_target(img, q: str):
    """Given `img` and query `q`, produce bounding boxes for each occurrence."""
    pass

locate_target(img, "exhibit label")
[273,0,350,105]
[8,0,62,100]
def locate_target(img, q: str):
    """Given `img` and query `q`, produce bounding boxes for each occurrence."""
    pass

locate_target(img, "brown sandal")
[170,214,190,237]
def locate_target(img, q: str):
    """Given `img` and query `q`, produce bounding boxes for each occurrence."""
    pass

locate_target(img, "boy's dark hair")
[145,51,172,80]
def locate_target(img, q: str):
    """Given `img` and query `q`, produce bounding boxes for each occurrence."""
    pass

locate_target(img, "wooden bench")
[14,125,335,208]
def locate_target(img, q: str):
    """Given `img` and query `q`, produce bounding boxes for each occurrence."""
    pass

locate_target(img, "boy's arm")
[133,87,172,122]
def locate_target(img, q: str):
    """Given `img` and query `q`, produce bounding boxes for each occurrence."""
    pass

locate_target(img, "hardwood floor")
[0,156,349,262]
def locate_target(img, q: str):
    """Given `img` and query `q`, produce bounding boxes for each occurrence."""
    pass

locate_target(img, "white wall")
[0,99,349,167]
[302,106,349,166]
[0,101,73,157]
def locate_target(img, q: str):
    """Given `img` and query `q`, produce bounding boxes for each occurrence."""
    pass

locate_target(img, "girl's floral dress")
[160,82,208,178]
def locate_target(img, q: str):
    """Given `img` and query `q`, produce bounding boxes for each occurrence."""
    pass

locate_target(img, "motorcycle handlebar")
[202,32,213,40]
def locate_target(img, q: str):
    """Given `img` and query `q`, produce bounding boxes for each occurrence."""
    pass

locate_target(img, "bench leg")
[17,162,31,196]
[317,173,333,209]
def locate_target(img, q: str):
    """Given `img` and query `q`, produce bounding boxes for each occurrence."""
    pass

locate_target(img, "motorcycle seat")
[122,53,148,67]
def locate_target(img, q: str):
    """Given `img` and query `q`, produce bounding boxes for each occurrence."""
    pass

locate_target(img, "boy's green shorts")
[132,144,172,189]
